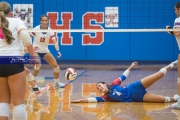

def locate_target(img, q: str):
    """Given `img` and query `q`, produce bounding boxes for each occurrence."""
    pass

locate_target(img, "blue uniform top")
[95,75,132,102]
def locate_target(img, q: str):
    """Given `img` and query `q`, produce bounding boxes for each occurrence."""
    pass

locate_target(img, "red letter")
[82,12,104,45]
[48,12,73,45]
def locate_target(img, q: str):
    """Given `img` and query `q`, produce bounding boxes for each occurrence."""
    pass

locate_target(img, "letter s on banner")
[82,12,104,45]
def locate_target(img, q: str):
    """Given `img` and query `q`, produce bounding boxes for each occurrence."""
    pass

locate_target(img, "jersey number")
[40,37,45,42]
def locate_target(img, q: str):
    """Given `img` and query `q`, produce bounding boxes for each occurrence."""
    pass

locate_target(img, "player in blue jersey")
[71,61,178,103]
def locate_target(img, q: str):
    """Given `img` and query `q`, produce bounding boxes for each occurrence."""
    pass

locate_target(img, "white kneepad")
[53,66,60,73]
[13,104,27,120]
[159,68,167,75]
[26,73,34,82]
[0,103,10,117]
[34,64,41,70]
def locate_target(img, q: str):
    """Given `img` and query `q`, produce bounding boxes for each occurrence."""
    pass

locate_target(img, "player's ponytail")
[0,2,14,44]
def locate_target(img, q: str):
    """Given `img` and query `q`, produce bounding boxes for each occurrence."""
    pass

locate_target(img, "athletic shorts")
[37,53,47,58]
[0,64,24,77]
[25,52,47,58]
[126,80,147,102]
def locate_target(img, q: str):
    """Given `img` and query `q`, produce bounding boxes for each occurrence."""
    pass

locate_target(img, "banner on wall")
[105,7,118,28]
[13,4,33,30]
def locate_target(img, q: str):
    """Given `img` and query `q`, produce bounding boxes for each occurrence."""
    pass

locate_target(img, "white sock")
[174,94,179,101]
[169,64,174,68]
[164,97,171,102]
[13,104,27,120]
[54,78,59,82]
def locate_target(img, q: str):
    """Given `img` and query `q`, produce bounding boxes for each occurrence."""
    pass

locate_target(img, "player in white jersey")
[0,2,40,120]
[30,14,64,88]
[166,2,180,109]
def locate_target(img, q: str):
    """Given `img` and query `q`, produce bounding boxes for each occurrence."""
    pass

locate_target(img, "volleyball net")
[9,0,180,61]
[11,0,178,31]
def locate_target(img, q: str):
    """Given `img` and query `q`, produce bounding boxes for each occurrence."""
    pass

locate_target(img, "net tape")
[28,29,180,32]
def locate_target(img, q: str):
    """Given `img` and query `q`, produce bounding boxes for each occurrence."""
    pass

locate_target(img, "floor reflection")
[9,80,179,120]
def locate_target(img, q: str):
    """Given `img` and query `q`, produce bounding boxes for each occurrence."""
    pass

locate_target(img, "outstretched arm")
[127,62,138,71]
[71,96,106,103]
[119,62,138,82]
[71,98,89,103]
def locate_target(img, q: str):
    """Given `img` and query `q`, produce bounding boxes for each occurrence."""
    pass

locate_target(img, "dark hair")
[97,82,110,93]
[97,82,107,85]
[40,14,49,20]
[175,2,180,9]
[0,1,14,44]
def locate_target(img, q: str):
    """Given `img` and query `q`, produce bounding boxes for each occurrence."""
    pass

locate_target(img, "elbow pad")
[87,98,97,102]
[19,30,32,46]
[123,70,130,77]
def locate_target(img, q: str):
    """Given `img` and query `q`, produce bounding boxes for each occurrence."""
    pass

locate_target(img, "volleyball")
[64,68,77,80]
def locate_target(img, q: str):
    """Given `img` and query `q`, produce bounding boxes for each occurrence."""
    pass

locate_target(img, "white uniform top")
[174,17,180,49]
[31,25,55,53]
[0,18,26,56]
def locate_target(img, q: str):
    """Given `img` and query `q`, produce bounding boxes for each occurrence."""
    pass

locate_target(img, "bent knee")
[53,66,60,73]
[24,67,30,75]
[159,68,167,76]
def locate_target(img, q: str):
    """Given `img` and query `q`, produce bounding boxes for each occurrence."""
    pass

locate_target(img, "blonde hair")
[0,1,14,44]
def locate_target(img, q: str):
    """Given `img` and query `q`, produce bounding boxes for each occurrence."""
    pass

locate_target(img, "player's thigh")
[143,92,164,103]
[0,77,11,103]
[24,67,30,75]
[8,69,26,105]
[44,52,58,68]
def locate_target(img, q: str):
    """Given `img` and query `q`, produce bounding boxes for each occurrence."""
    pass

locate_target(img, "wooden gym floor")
[8,63,180,120]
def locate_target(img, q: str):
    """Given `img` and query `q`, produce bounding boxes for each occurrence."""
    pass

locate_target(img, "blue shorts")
[37,53,47,58]
[24,53,47,58]
[127,80,147,102]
